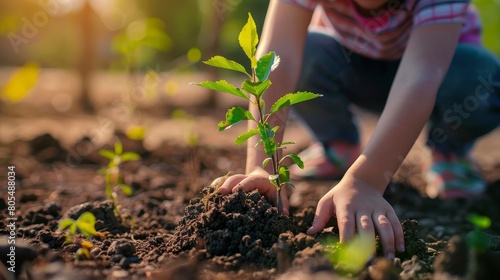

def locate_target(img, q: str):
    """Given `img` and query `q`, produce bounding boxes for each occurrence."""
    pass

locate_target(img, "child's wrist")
[344,156,389,194]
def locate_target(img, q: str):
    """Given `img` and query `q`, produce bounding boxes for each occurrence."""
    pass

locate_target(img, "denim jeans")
[292,31,500,156]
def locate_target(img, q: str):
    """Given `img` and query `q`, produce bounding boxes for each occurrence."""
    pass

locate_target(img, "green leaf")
[70,223,77,235]
[59,219,75,231]
[279,141,296,147]
[78,223,97,238]
[77,212,96,225]
[262,158,272,168]
[242,79,271,99]
[279,166,290,184]
[76,212,97,237]
[244,110,255,121]
[256,52,279,82]
[286,153,304,169]
[99,149,115,160]
[329,233,375,274]
[120,152,140,162]
[255,139,262,147]
[235,129,259,145]
[194,80,249,100]
[204,56,250,77]
[114,141,123,155]
[259,99,266,116]
[218,107,251,131]
[238,13,259,68]
[270,92,322,114]
[468,214,491,229]
[257,122,276,156]
[120,184,134,196]
[268,174,279,187]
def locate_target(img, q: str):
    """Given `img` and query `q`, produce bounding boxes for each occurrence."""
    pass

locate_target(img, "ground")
[0,69,499,280]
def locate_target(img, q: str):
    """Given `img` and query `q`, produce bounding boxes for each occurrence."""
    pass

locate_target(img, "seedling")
[193,13,321,214]
[323,233,375,276]
[466,214,492,278]
[58,212,105,261]
[466,214,491,253]
[98,140,140,219]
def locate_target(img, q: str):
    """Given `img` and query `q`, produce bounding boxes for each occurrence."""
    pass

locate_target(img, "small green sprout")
[98,140,140,219]
[58,212,105,261]
[193,13,321,215]
[466,214,492,278]
[466,214,491,253]
[324,233,375,275]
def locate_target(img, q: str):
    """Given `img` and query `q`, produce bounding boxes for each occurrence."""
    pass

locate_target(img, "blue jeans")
[292,31,500,156]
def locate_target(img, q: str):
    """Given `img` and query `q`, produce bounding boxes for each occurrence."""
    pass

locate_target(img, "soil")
[1,70,500,280]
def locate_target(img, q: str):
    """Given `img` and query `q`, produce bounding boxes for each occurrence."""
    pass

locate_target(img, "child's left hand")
[307,173,405,258]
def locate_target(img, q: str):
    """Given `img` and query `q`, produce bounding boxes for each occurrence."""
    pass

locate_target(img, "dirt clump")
[165,186,296,269]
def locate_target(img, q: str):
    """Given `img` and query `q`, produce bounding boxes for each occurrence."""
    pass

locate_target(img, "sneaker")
[289,141,360,180]
[425,150,486,199]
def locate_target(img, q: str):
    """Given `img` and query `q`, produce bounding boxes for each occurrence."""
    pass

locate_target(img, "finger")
[217,175,246,195]
[233,176,272,194]
[307,197,334,234]
[355,212,375,239]
[373,211,395,259]
[387,211,405,253]
[335,206,356,243]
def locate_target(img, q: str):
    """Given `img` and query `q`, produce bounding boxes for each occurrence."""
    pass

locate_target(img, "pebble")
[112,270,129,279]
[107,239,136,257]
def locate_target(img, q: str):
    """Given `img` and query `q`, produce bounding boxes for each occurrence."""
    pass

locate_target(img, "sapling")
[98,140,140,219]
[58,212,105,261]
[193,13,321,214]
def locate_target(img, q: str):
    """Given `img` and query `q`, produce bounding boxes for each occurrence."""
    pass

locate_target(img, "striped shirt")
[281,0,481,60]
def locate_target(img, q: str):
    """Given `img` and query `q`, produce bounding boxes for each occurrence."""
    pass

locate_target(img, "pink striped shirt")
[281,0,482,60]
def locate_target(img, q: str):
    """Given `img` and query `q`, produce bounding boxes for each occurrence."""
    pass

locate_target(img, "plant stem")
[273,156,283,215]
[255,95,283,215]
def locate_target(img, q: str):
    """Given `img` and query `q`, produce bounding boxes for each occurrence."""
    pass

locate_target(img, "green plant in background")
[193,13,321,215]
[98,140,140,219]
[58,212,104,261]
[112,17,172,72]
[1,62,39,103]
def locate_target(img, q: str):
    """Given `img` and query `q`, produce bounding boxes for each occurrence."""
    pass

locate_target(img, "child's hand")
[307,174,405,258]
[214,167,290,216]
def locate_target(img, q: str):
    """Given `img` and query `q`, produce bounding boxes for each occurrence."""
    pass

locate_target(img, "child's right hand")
[214,167,290,216]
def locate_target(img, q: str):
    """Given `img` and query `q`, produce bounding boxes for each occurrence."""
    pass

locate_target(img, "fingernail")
[398,244,405,252]
[387,252,394,260]
[306,227,315,234]
[232,184,241,193]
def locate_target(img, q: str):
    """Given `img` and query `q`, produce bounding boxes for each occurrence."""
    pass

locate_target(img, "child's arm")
[307,22,464,257]
[218,0,313,214]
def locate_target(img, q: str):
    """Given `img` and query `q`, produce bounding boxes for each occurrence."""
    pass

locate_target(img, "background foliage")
[0,0,498,71]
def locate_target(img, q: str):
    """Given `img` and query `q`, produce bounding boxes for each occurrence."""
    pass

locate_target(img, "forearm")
[344,23,462,192]
[347,82,437,191]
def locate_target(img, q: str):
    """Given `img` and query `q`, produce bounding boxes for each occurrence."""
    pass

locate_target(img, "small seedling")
[466,214,492,278]
[98,140,140,219]
[467,214,491,254]
[58,212,105,261]
[193,13,321,215]
[323,233,375,276]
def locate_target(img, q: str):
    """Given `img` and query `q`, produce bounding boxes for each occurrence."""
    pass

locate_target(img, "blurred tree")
[78,0,97,112]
